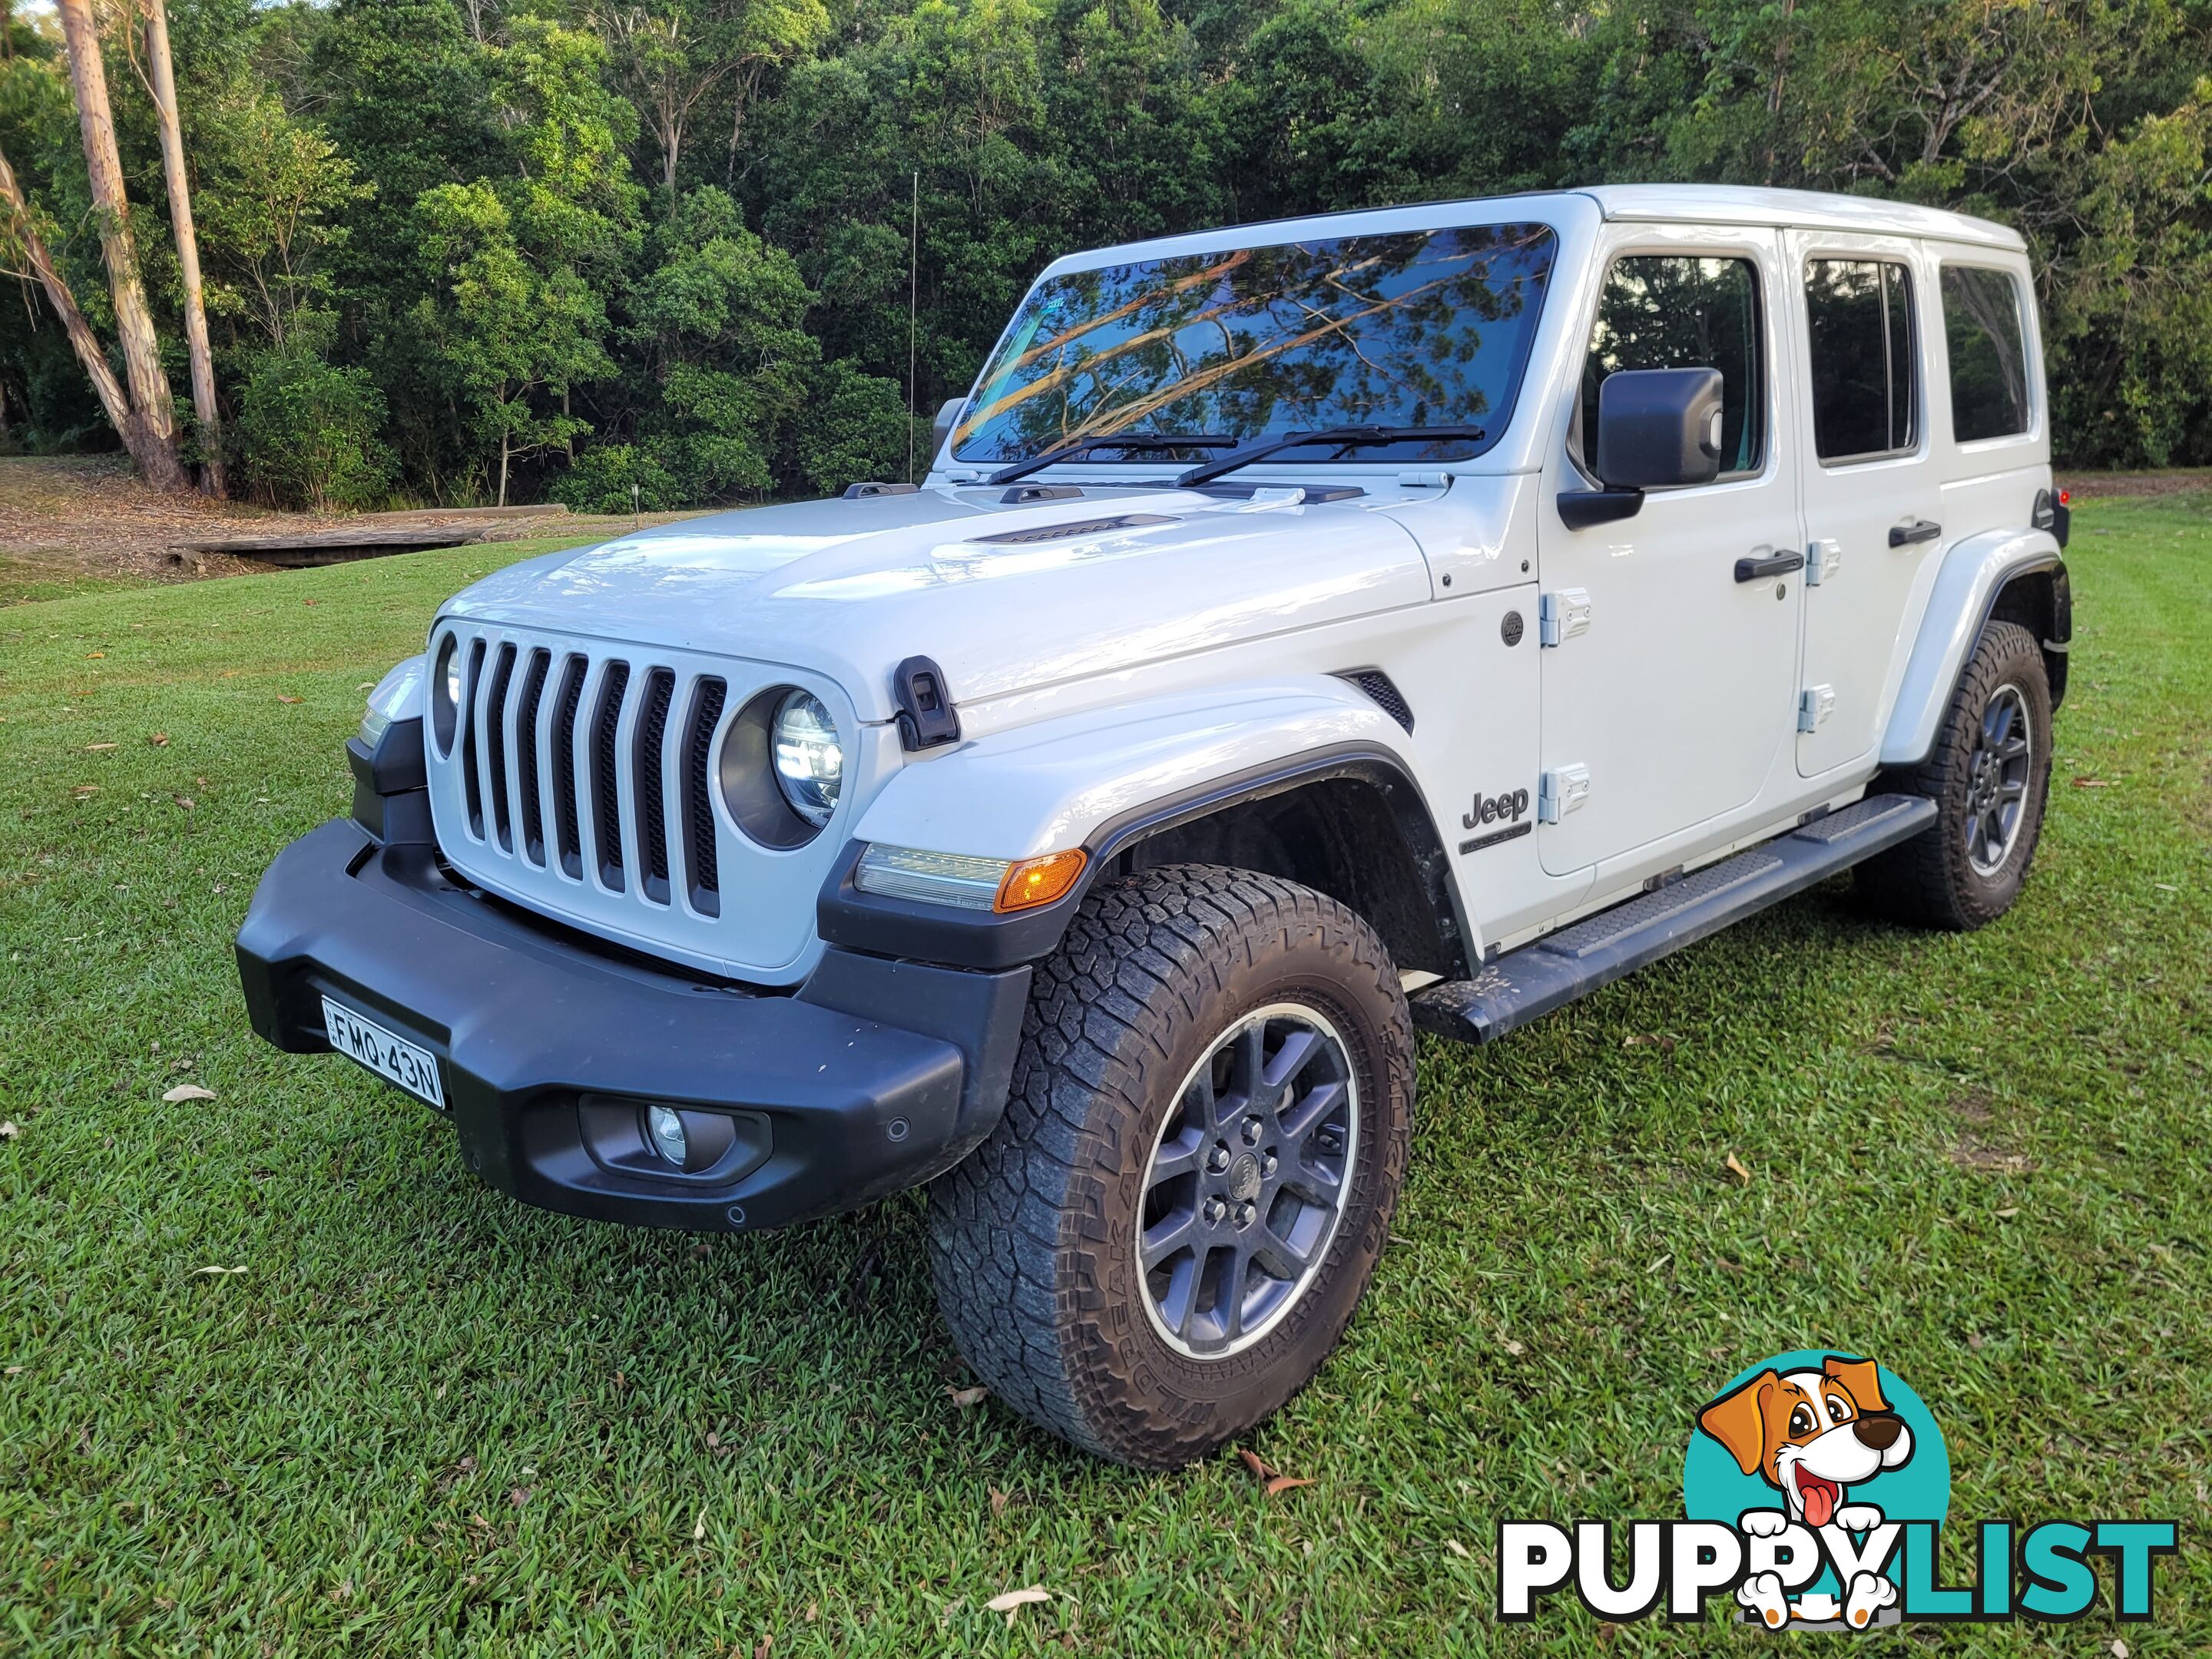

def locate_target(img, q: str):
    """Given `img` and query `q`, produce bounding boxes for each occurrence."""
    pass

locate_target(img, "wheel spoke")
[1278,1161,1343,1206]
[1250,1223,1313,1281]
[1141,1210,1197,1271]
[1998,737,2030,762]
[1218,1247,1249,1341]
[1233,1022,1267,1098]
[1998,780,2026,801]
[1987,698,2015,746]
[1153,1252,1198,1337]
[1147,1126,1206,1184]
[1262,1028,1325,1091]
[1277,1078,1346,1142]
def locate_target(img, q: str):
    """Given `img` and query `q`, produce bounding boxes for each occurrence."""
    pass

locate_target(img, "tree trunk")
[55,0,185,490]
[141,0,223,495]
[0,141,135,446]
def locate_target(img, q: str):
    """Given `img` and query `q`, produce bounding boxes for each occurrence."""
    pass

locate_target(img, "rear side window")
[1805,260,1916,462]
[1942,266,2031,441]
[1578,255,1763,478]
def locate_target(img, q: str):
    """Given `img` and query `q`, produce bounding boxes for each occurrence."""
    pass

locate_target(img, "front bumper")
[235,820,1029,1230]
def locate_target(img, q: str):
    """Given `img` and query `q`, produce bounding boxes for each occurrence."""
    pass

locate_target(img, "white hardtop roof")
[1039,184,2024,279]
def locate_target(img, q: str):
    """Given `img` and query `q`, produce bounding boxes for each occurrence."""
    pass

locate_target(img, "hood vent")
[971,512,1176,545]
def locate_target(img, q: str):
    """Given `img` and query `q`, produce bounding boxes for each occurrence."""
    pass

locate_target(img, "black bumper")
[235,820,1028,1230]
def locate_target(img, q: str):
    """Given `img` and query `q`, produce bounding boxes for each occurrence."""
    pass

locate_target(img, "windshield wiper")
[986,433,1239,488]
[1174,424,1488,488]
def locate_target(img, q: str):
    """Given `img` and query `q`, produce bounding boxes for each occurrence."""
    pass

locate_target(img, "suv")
[237,186,2070,1469]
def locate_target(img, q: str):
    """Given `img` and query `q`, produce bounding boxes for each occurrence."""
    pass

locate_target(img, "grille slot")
[634,668,677,906]
[459,638,486,838]
[550,654,586,878]
[513,648,551,865]
[483,643,518,850]
[683,678,727,915]
[591,661,631,889]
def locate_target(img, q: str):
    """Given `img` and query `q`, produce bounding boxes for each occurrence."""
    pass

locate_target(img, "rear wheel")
[927,864,1414,1469]
[1855,619,2052,929]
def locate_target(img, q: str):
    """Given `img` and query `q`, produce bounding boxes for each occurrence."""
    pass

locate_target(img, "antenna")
[907,169,919,482]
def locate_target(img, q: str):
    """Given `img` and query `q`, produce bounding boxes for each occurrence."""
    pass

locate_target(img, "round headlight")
[771,690,843,827]
[430,635,462,752]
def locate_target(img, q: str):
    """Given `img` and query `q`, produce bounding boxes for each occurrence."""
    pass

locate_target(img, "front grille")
[432,629,738,919]
[424,621,858,982]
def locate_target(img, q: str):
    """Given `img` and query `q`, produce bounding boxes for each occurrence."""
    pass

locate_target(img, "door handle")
[1735,548,1806,583]
[1889,518,1942,547]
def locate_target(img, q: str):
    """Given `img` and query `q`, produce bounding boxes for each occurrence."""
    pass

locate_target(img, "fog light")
[647,1104,687,1167]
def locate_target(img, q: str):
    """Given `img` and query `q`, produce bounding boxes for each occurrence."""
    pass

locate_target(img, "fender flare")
[817,681,1470,973]
[1880,528,2068,768]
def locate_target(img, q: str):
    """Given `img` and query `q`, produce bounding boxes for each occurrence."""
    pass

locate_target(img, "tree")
[133,0,223,493]
[0,139,132,446]
[53,0,183,487]
[412,180,608,504]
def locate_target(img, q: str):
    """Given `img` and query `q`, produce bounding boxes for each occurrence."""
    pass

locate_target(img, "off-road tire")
[928,864,1415,1469]
[1854,619,2053,930]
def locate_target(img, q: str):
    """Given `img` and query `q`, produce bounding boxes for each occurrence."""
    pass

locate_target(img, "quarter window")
[1578,255,1763,478]
[1942,266,2031,441]
[1805,260,1916,462]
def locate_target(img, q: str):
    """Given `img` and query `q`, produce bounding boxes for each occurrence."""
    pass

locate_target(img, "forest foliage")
[0,0,2205,510]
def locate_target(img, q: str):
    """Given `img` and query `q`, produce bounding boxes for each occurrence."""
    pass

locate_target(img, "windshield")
[952,222,1557,466]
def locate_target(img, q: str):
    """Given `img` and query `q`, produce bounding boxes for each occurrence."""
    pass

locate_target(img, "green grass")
[2,502,2207,1655]
[0,558,147,608]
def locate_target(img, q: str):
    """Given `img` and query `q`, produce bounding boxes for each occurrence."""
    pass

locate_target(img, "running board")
[1412,793,1938,1045]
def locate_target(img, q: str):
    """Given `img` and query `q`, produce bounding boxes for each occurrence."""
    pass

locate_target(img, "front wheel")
[1855,619,2053,929]
[927,865,1414,1469]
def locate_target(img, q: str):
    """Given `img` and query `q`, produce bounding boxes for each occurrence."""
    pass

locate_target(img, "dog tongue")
[1804,1482,1835,1528]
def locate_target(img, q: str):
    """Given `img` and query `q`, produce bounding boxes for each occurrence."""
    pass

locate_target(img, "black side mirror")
[932,397,967,462]
[1594,367,1724,489]
[1559,366,1725,530]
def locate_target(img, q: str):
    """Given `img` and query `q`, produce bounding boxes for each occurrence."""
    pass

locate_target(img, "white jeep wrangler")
[238,186,2071,1468]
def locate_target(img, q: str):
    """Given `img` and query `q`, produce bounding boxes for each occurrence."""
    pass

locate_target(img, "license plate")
[323,995,446,1110]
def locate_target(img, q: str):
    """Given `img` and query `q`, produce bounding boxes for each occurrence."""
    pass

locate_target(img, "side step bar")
[1412,793,1937,1045]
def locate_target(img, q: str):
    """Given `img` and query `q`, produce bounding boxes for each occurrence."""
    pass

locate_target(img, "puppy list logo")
[1498,1349,2177,1630]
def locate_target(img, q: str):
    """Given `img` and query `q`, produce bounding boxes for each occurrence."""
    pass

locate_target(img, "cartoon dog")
[1698,1354,1914,1629]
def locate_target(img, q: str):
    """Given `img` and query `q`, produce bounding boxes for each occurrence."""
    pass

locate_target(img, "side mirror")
[1594,366,1724,490]
[931,397,968,463]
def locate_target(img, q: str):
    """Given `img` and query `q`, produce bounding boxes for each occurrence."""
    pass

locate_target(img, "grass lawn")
[2,502,2207,1654]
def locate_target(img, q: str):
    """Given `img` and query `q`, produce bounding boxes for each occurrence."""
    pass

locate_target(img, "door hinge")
[1539,588,1591,647]
[1805,539,1843,586]
[1798,684,1836,733]
[1538,764,1591,823]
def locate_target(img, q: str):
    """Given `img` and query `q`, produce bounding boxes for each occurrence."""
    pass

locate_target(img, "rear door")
[1790,233,1945,777]
[1536,231,1804,876]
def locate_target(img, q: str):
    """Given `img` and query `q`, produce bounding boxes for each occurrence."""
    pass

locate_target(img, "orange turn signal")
[995,849,1088,913]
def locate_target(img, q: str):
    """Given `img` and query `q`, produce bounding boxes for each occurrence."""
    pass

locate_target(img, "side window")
[1942,266,2031,441]
[1805,260,1916,462]
[1578,255,1763,478]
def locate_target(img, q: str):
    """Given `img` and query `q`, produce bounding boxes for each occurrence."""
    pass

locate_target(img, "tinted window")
[1578,256,1763,477]
[952,224,1558,464]
[1805,260,1916,462]
[1942,266,2030,441]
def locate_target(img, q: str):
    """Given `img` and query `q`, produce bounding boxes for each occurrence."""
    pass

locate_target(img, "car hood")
[441,484,1435,720]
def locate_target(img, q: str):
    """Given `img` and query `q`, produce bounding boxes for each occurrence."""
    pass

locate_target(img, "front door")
[1789,233,1946,777]
[1536,233,1805,876]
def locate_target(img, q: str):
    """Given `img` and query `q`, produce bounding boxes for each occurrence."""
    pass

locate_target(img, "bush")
[791,359,927,496]
[548,444,684,515]
[234,353,396,511]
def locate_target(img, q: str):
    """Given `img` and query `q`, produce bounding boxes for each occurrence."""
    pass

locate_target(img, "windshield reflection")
[955,223,1556,464]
